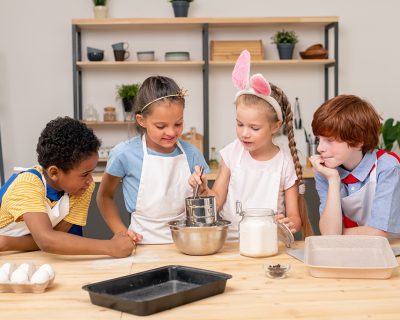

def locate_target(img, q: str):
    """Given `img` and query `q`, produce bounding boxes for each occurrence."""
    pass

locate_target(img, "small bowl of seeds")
[263,263,290,279]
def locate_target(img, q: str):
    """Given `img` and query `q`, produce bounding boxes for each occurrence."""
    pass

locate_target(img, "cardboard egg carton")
[0,262,55,293]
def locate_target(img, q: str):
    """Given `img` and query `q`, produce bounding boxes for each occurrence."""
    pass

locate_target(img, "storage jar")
[103,106,117,122]
[239,208,278,257]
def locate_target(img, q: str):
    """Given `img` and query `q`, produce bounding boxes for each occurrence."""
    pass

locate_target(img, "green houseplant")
[271,29,299,60]
[380,118,400,152]
[92,0,108,19]
[169,0,193,17]
[116,83,140,120]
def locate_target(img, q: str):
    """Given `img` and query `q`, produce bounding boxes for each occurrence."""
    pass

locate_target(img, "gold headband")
[140,89,187,112]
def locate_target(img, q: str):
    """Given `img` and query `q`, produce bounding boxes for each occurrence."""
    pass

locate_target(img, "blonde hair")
[236,85,314,238]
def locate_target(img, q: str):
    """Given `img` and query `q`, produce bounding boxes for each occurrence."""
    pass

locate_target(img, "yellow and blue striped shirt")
[0,166,94,229]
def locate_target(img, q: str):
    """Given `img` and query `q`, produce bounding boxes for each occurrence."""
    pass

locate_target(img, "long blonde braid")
[270,84,314,238]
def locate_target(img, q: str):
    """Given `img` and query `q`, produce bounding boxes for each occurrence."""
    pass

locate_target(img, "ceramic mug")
[113,49,130,61]
[112,42,129,51]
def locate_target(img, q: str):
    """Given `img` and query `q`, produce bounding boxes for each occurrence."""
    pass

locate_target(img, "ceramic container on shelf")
[103,106,117,122]
[165,51,190,61]
[87,51,104,61]
[113,50,130,61]
[93,6,108,19]
[137,51,155,61]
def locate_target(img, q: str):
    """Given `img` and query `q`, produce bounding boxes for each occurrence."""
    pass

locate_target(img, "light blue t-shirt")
[106,136,209,213]
[315,150,400,233]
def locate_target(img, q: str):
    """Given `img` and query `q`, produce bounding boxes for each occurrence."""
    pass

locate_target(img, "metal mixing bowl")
[168,219,231,256]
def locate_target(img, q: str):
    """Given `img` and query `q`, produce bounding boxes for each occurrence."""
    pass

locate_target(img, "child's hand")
[276,214,297,234]
[188,165,208,195]
[110,233,136,258]
[309,155,340,181]
[115,230,143,243]
[127,229,143,242]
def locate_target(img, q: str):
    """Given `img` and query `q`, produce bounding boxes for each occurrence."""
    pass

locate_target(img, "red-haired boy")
[310,95,400,236]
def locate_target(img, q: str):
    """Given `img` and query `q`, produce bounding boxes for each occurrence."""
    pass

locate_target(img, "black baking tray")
[82,265,232,316]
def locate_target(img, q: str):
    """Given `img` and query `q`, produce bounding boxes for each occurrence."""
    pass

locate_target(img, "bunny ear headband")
[232,50,283,122]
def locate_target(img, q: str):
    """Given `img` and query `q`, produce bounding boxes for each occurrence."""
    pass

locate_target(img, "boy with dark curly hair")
[0,117,135,257]
[310,95,400,237]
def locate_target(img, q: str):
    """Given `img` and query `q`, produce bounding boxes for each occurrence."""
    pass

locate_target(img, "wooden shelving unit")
[72,17,338,29]
[72,16,339,161]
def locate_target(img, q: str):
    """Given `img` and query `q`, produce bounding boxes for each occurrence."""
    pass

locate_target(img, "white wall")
[1,0,399,178]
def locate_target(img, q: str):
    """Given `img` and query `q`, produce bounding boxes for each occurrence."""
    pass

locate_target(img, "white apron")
[129,135,192,244]
[341,160,377,226]
[220,148,283,240]
[0,169,70,237]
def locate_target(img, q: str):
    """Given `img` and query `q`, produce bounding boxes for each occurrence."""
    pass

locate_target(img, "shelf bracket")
[202,23,210,162]
[72,25,82,120]
[324,22,339,101]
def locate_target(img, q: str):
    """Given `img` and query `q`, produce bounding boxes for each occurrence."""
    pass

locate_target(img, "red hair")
[312,95,381,153]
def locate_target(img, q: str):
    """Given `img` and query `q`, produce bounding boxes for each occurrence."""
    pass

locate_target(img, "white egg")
[10,269,29,284]
[17,263,30,273]
[0,268,9,283]
[30,269,50,284]
[38,264,55,278]
[1,262,13,276]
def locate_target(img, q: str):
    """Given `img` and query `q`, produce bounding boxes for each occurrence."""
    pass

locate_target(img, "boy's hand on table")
[127,229,143,242]
[110,233,137,258]
[115,229,143,243]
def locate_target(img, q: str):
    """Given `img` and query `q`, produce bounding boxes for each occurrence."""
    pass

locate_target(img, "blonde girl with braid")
[189,50,313,240]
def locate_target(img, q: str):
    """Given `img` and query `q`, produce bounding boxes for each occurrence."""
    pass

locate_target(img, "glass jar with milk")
[239,208,279,257]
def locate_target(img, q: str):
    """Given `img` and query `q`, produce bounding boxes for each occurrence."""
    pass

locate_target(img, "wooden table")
[1,240,399,319]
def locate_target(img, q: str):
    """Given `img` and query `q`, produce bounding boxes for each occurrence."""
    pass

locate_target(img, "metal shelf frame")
[72,18,339,162]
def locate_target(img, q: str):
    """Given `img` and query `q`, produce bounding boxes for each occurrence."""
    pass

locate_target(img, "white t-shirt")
[220,139,298,214]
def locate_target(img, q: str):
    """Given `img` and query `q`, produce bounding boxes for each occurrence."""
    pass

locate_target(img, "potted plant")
[169,0,193,17]
[116,83,140,121]
[92,0,108,19]
[271,29,299,60]
[379,118,400,152]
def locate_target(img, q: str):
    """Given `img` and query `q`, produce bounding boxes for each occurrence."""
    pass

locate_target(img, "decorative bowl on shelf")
[87,46,104,53]
[299,51,328,59]
[300,43,328,59]
[137,51,155,61]
[87,47,104,61]
[165,51,190,61]
[87,51,104,61]
[305,43,324,51]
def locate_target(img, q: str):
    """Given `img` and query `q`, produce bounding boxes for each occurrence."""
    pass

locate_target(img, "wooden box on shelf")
[210,40,264,61]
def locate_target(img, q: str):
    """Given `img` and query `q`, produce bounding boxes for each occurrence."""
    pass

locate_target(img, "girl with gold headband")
[97,76,209,244]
